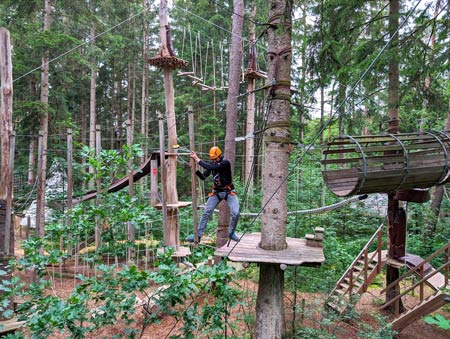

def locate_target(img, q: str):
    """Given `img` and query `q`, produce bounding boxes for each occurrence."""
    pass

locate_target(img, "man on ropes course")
[187,146,240,243]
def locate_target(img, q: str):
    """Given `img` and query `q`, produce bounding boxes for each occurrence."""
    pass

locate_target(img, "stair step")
[355,261,376,270]
[343,278,363,287]
[339,282,362,292]
[391,292,448,331]
[327,302,344,314]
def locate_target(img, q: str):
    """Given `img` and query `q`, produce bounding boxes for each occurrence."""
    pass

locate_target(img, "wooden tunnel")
[322,131,450,197]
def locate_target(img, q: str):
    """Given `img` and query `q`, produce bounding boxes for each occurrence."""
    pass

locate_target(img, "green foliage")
[357,313,397,339]
[424,314,450,330]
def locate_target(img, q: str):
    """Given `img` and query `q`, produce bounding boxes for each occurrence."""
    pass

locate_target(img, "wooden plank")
[152,201,192,209]
[425,271,447,289]
[391,292,448,331]
[214,233,325,266]
[0,318,25,333]
[322,168,359,179]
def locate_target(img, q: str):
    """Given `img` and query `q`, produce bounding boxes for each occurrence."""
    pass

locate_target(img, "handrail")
[330,224,384,297]
[381,242,450,294]
[381,260,450,310]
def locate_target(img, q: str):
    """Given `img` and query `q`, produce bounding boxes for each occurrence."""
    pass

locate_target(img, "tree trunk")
[244,4,256,198]
[27,138,35,185]
[255,1,292,338]
[117,68,124,150]
[89,25,97,189]
[337,82,346,136]
[140,1,149,190]
[111,59,116,149]
[423,0,443,239]
[216,0,244,252]
[0,28,14,255]
[141,0,148,140]
[159,0,179,247]
[35,0,51,237]
[385,0,404,313]
[424,100,450,240]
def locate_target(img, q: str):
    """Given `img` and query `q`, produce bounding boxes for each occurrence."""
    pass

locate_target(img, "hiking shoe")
[229,232,240,242]
[186,234,201,243]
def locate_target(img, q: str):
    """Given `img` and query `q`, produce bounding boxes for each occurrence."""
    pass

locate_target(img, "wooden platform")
[214,233,325,267]
[152,201,192,210]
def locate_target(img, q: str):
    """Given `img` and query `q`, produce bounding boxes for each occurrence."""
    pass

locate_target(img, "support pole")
[126,119,135,260]
[95,125,101,250]
[67,129,73,255]
[159,0,179,248]
[150,160,159,206]
[67,129,73,210]
[5,131,15,254]
[0,27,14,319]
[188,106,199,244]
[158,111,168,244]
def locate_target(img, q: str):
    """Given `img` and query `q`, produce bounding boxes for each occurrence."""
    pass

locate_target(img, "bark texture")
[255,1,292,338]
[216,0,244,251]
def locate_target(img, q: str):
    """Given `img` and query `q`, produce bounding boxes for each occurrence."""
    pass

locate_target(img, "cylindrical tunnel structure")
[322,131,450,197]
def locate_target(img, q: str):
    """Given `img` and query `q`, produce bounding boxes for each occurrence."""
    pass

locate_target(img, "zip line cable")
[221,0,424,258]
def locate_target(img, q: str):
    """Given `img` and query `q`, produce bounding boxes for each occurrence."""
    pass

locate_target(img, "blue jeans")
[197,191,240,237]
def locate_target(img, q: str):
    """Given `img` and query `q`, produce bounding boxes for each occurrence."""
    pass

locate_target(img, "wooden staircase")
[380,242,450,332]
[327,224,386,313]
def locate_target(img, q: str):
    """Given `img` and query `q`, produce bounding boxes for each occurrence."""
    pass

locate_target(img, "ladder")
[380,242,450,332]
[327,224,386,313]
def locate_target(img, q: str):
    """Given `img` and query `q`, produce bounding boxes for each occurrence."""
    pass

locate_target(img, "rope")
[200,195,368,217]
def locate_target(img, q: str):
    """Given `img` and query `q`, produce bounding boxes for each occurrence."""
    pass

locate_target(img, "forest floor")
[9,228,450,339]
[11,268,450,339]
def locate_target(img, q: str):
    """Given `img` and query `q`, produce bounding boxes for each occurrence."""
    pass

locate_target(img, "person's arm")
[191,150,211,180]
[198,159,229,171]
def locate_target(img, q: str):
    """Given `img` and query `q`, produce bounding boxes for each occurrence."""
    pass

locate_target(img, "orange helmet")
[209,146,222,160]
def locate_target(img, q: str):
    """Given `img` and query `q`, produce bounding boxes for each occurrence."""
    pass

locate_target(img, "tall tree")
[88,23,97,188]
[0,28,14,320]
[255,1,292,338]
[216,0,244,251]
[424,0,446,243]
[385,0,405,313]
[159,0,180,247]
[0,28,14,255]
[35,0,51,237]
[244,3,257,196]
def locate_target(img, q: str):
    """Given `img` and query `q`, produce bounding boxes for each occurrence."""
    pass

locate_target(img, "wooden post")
[0,27,14,320]
[244,4,257,197]
[188,106,199,244]
[5,131,15,254]
[159,0,179,248]
[158,111,168,245]
[28,138,35,185]
[67,129,73,210]
[150,160,159,206]
[126,119,135,260]
[36,130,45,238]
[67,129,73,254]
[95,125,101,249]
